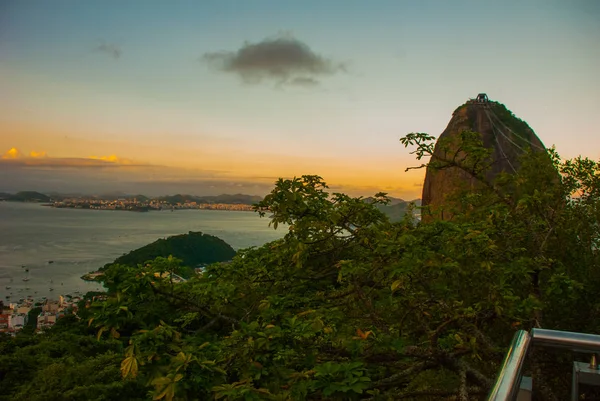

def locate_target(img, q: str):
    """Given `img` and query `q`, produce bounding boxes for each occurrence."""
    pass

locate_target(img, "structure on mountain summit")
[421,94,547,221]
[475,93,489,103]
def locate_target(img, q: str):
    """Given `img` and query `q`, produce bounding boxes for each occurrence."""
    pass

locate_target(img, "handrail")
[487,330,531,401]
[488,329,600,401]
[531,328,600,353]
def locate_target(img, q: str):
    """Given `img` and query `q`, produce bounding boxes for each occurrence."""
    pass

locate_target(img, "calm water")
[0,202,284,302]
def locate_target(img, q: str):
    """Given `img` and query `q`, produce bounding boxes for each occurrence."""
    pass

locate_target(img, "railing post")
[487,330,531,401]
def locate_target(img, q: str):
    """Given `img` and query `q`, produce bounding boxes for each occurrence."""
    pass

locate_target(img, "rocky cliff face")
[421,99,546,221]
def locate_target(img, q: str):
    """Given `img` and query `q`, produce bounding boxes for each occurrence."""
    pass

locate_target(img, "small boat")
[22,278,29,282]
[25,268,29,273]
[48,260,54,264]
[5,286,10,289]
[49,288,54,292]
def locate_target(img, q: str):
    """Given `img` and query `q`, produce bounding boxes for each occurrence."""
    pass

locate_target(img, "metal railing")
[487,328,600,401]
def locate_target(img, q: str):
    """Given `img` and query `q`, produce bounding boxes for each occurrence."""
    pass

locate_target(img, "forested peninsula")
[82,231,236,281]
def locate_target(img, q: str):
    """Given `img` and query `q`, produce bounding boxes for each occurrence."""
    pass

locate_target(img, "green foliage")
[3,132,599,400]
[489,102,535,147]
[104,231,236,275]
[4,191,51,202]
[0,328,146,401]
[21,307,41,335]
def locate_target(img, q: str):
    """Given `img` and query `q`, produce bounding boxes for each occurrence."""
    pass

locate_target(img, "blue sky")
[0,0,598,197]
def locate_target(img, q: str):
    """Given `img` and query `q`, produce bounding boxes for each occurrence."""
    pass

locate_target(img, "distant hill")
[376,202,410,222]
[1,191,51,202]
[203,194,263,204]
[157,194,200,204]
[362,196,421,222]
[104,231,236,271]
[377,200,421,222]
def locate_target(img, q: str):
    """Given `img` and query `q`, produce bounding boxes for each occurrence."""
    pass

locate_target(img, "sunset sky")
[1,0,598,198]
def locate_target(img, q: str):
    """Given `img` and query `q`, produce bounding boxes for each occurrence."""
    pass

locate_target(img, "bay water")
[0,202,284,302]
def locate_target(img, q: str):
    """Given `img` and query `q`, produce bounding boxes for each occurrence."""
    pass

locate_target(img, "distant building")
[37,313,56,330]
[9,314,26,329]
[42,300,59,313]
[0,313,10,330]
[17,305,31,314]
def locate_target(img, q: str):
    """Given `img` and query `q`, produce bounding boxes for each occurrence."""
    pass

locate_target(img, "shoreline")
[45,204,256,213]
[81,271,104,282]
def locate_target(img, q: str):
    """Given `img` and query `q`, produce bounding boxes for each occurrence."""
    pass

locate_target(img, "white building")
[9,314,26,329]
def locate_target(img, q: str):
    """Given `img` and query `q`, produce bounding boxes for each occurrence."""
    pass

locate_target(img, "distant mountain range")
[0,191,422,220]
[0,191,263,205]
[0,191,52,202]
[156,194,263,205]
[363,197,422,222]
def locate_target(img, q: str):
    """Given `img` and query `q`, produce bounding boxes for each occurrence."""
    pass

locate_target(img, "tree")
[3,131,599,400]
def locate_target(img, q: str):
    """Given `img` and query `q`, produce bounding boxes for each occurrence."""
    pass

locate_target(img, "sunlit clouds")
[29,151,47,158]
[1,148,140,168]
[3,148,47,159]
[88,155,134,165]
[2,148,22,159]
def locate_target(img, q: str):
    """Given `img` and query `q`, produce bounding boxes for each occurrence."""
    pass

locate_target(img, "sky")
[0,0,598,198]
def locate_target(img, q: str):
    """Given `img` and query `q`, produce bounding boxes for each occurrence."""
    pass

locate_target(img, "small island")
[82,231,236,281]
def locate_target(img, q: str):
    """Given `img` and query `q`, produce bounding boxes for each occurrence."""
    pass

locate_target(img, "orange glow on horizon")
[88,154,134,164]
[29,150,47,158]
[0,132,425,198]
[2,147,22,159]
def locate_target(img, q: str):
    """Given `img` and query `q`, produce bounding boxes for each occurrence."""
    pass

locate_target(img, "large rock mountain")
[421,95,547,221]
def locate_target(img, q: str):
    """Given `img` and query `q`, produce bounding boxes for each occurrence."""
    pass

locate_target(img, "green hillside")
[4,191,51,202]
[103,231,236,270]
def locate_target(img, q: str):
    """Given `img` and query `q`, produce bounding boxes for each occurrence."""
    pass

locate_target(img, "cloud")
[2,147,22,159]
[288,77,320,87]
[95,42,122,59]
[202,34,345,86]
[29,151,47,158]
[1,158,127,169]
[88,155,134,165]
[0,148,142,168]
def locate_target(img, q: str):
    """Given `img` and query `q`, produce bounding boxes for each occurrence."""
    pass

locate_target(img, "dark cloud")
[202,34,345,86]
[288,76,320,87]
[95,42,121,59]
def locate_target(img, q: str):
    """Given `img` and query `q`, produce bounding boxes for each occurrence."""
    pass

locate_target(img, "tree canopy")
[2,132,599,400]
[103,231,236,276]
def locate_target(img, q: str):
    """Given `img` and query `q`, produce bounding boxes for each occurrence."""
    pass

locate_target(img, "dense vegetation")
[1,132,599,400]
[375,201,415,222]
[103,232,236,276]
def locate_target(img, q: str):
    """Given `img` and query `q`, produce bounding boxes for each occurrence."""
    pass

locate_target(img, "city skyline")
[1,1,599,198]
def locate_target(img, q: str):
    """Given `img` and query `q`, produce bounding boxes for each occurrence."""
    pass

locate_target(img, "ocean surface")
[0,202,284,302]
